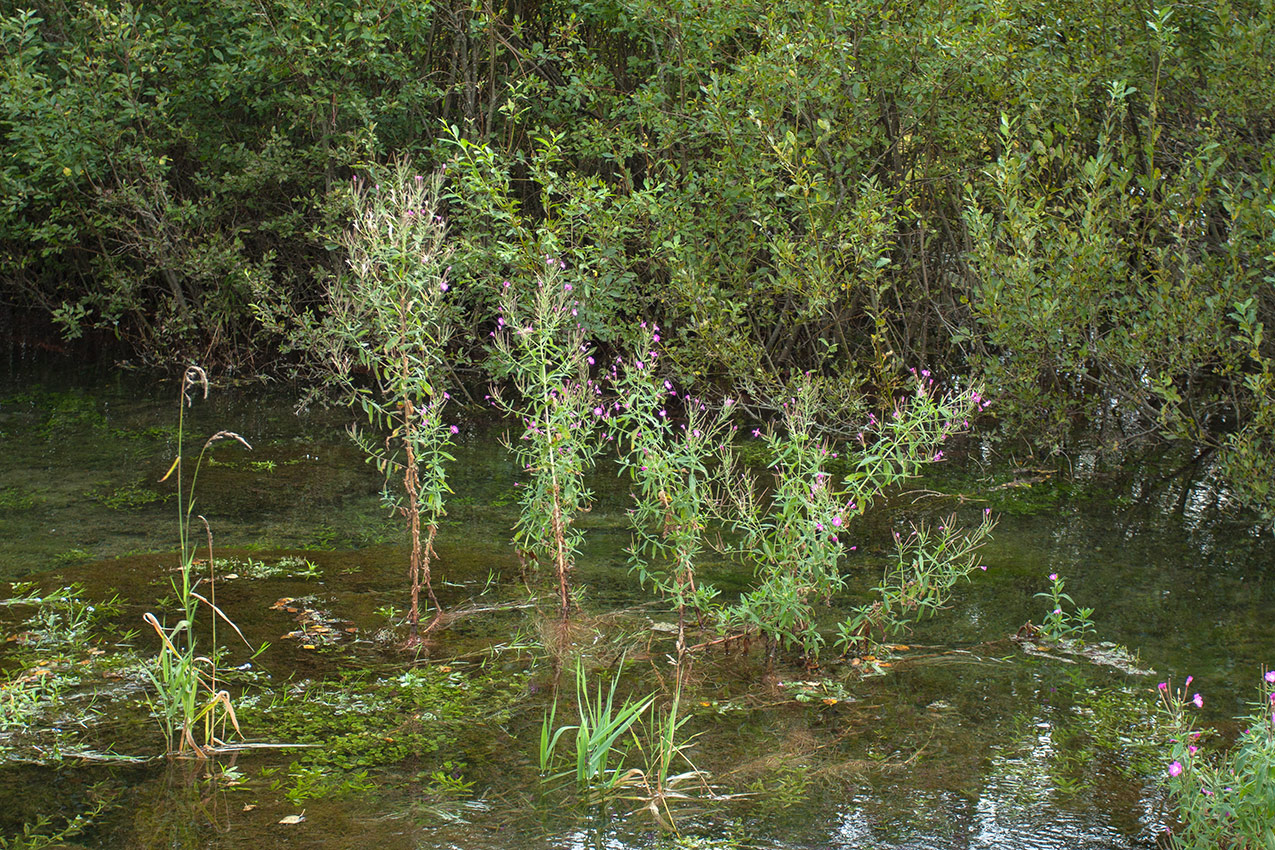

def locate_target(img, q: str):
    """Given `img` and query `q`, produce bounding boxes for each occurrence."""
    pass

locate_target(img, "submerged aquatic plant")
[143,366,251,757]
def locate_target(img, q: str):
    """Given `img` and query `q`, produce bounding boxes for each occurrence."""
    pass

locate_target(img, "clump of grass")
[143,366,254,758]
[539,656,654,795]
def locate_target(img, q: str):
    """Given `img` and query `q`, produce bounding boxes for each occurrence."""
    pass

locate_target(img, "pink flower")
[1192,693,1203,708]
[439,281,449,292]
[449,425,459,435]
[1168,761,1183,777]
[593,407,603,416]
[1049,573,1058,582]
[1265,671,1275,684]
[831,516,842,527]
[1158,682,1168,692]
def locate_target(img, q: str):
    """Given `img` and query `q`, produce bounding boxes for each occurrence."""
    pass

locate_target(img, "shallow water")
[1,358,1272,848]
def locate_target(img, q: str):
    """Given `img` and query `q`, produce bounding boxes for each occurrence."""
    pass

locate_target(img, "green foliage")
[539,657,654,794]
[1159,671,1275,849]
[614,324,734,651]
[4,0,1274,522]
[488,254,606,617]
[841,510,996,651]
[721,374,990,659]
[1034,572,1097,642]
[241,665,524,771]
[143,366,252,757]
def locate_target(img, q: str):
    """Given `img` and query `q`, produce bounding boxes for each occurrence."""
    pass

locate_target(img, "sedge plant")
[539,656,655,795]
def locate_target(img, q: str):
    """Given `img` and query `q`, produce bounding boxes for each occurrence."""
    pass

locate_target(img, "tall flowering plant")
[722,373,993,660]
[1159,671,1275,849]
[489,259,605,617]
[613,324,735,654]
[327,162,457,642]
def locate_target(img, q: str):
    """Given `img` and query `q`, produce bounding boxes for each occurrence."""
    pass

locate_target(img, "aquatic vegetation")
[1159,670,1275,850]
[840,511,996,652]
[309,162,459,642]
[240,664,523,775]
[86,480,166,511]
[540,657,654,794]
[217,555,320,581]
[722,374,990,659]
[490,261,605,617]
[143,366,252,757]
[1035,572,1097,642]
[269,761,375,804]
[0,487,35,511]
[0,792,112,850]
[614,326,734,653]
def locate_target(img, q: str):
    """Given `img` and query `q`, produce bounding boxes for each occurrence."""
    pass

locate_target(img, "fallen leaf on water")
[892,645,910,651]
[278,814,305,825]
[242,804,256,812]
[821,697,838,705]
[302,645,316,650]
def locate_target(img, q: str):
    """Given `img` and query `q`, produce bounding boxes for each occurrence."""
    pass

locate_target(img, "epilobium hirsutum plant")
[322,162,458,642]
[614,325,734,654]
[723,373,992,660]
[490,259,605,617]
[1034,571,1096,642]
[839,511,995,652]
[1158,671,1275,850]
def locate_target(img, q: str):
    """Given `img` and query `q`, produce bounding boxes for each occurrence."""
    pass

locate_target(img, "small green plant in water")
[1035,572,1096,641]
[540,657,654,795]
